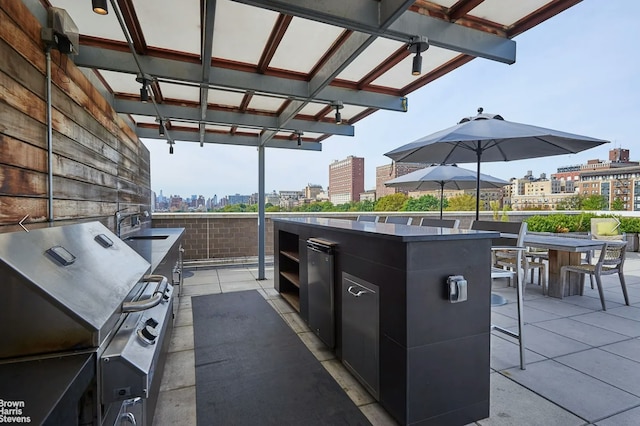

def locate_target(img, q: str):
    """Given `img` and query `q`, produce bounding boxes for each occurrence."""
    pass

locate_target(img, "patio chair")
[525,246,548,285]
[419,218,460,229]
[385,216,412,225]
[356,215,379,223]
[560,241,629,311]
[472,222,547,295]
[469,220,528,369]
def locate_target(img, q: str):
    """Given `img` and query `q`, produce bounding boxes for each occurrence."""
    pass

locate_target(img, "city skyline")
[142,1,639,198]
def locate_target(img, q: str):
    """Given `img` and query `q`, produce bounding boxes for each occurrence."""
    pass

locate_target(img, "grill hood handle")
[122,275,169,313]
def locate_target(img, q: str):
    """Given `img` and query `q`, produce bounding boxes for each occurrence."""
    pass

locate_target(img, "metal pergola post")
[258,143,266,280]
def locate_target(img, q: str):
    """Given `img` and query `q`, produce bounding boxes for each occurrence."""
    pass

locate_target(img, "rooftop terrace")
[153,252,640,425]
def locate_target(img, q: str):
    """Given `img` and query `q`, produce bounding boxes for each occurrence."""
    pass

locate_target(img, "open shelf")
[280,250,300,263]
[280,271,300,288]
[277,231,301,313]
[280,291,300,312]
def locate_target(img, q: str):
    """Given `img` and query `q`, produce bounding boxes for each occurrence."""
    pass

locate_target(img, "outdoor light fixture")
[136,73,152,103]
[296,132,303,146]
[408,36,429,76]
[159,120,165,136]
[92,0,108,15]
[169,143,174,154]
[139,85,149,103]
[331,101,344,124]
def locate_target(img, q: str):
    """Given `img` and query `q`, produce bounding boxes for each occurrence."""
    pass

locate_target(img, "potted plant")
[619,217,640,252]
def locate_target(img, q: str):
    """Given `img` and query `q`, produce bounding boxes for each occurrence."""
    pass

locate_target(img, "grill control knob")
[137,325,158,345]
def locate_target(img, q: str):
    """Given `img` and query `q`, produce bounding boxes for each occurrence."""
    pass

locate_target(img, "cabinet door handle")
[347,285,366,297]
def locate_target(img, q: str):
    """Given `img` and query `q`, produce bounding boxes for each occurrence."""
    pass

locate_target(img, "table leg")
[547,250,582,298]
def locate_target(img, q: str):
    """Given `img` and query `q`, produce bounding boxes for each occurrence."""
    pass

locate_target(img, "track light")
[331,101,344,124]
[159,120,165,136]
[92,0,108,15]
[407,36,429,76]
[136,73,152,103]
[412,53,422,76]
[140,85,149,103]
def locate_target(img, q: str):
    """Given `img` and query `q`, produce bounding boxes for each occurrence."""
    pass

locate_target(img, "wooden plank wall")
[0,0,151,233]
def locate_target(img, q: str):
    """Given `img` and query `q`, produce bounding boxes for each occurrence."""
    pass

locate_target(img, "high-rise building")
[375,162,425,199]
[227,194,251,205]
[328,156,364,204]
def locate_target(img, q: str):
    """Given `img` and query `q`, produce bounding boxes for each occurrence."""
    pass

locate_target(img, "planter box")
[624,233,639,252]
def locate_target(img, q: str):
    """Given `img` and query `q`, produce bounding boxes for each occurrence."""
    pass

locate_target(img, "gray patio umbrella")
[384,164,509,218]
[385,108,609,220]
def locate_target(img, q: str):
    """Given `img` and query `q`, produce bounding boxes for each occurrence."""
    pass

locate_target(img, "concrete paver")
[154,253,640,425]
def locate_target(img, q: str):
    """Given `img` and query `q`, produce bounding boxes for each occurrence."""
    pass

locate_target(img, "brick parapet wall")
[152,211,640,261]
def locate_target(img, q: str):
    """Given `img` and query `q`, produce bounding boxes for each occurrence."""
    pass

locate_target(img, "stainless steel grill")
[0,221,175,425]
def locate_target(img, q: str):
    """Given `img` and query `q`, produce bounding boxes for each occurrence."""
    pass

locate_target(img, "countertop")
[274,217,498,242]
[122,227,185,272]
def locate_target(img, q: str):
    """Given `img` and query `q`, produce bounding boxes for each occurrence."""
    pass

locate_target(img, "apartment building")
[375,162,425,198]
[328,156,365,204]
[579,166,640,211]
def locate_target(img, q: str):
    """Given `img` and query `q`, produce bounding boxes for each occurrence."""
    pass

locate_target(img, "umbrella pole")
[439,183,444,219]
[475,143,481,221]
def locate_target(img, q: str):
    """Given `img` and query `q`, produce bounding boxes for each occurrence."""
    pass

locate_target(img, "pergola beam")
[74,46,406,112]
[199,0,217,145]
[232,0,516,63]
[115,98,354,136]
[263,31,375,144]
[136,127,322,150]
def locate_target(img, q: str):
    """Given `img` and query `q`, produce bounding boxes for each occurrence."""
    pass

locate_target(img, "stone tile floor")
[154,253,640,425]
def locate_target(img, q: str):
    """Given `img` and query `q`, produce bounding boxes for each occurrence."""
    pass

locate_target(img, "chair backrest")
[385,216,412,225]
[599,241,627,269]
[356,215,379,223]
[470,220,526,247]
[591,218,624,240]
[419,218,460,229]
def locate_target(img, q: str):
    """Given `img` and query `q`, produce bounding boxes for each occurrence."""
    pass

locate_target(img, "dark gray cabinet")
[341,273,379,399]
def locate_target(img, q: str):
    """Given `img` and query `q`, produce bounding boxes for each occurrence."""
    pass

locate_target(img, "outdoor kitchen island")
[274,217,498,426]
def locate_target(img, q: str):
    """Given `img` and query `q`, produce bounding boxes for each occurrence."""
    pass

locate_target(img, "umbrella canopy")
[384,164,509,218]
[385,108,609,219]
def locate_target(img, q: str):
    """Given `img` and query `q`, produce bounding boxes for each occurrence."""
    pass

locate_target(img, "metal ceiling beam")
[388,11,515,64]
[262,31,376,144]
[199,0,217,146]
[117,0,147,54]
[232,0,516,64]
[74,45,406,111]
[258,1,415,145]
[116,98,354,136]
[257,14,293,73]
[136,127,322,151]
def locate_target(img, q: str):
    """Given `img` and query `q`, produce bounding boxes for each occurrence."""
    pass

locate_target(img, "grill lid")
[0,221,151,358]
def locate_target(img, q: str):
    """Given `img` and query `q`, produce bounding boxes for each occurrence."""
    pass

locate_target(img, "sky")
[142,1,640,199]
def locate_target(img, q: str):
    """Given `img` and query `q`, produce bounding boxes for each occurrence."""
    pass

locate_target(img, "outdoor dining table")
[523,234,605,298]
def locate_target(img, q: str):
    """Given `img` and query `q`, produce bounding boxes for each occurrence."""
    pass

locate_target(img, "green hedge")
[524,213,640,233]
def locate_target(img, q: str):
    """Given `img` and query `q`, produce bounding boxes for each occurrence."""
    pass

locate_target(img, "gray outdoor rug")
[192,290,370,425]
